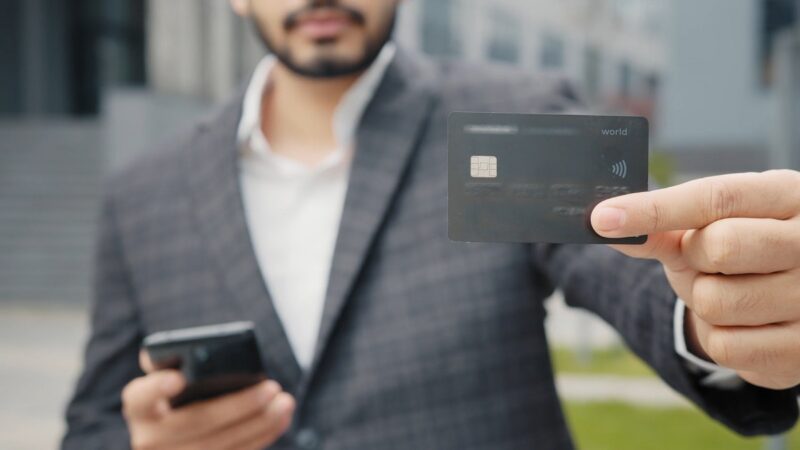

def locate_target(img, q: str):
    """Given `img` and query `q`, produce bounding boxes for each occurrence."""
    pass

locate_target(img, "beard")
[251,5,396,79]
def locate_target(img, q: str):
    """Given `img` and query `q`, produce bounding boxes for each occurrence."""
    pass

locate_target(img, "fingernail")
[276,395,295,414]
[258,382,277,405]
[268,393,290,413]
[593,207,626,232]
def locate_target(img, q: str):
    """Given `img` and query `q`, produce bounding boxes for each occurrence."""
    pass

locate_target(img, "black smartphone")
[143,321,267,408]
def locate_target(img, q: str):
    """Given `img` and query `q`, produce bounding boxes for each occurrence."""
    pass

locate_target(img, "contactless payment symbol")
[611,160,628,179]
[470,155,497,178]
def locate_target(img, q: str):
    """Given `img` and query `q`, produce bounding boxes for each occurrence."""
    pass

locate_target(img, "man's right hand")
[122,351,295,450]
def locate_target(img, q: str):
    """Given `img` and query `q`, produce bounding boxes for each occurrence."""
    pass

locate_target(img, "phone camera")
[193,346,210,363]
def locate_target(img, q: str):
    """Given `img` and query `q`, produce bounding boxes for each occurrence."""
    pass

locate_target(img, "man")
[63,1,800,449]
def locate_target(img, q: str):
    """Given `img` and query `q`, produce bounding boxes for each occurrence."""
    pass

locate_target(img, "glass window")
[72,0,147,114]
[487,9,521,64]
[583,46,602,100]
[645,73,660,99]
[1,0,148,116]
[420,0,461,58]
[540,34,565,69]
[0,1,24,114]
[761,0,797,86]
[619,61,632,98]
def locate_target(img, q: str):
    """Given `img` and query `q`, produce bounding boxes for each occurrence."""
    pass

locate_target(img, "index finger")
[591,170,800,238]
[162,380,284,442]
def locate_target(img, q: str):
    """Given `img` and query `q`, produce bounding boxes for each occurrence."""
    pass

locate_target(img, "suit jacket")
[62,48,798,450]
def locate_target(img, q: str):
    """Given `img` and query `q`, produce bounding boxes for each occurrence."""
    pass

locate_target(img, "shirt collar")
[237,43,397,167]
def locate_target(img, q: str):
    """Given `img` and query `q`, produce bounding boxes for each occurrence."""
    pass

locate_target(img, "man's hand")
[122,351,295,450]
[590,170,800,390]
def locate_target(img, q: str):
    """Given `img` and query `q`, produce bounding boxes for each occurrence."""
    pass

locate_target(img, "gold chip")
[470,155,497,178]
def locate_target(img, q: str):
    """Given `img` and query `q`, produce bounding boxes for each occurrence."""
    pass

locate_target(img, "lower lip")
[296,18,351,40]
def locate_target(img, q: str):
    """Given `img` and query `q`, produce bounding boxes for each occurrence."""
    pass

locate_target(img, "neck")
[261,64,362,166]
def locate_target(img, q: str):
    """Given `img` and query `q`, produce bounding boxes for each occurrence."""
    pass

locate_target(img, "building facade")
[0,0,146,117]
[398,0,666,113]
[0,0,667,305]
[658,0,799,173]
[6,0,799,305]
[144,0,667,115]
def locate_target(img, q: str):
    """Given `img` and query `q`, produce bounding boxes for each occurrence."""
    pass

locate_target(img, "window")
[487,9,521,64]
[761,0,797,86]
[540,34,565,69]
[583,46,602,101]
[645,73,660,99]
[72,0,147,114]
[0,1,23,114]
[619,61,632,98]
[420,0,461,58]
[1,0,147,116]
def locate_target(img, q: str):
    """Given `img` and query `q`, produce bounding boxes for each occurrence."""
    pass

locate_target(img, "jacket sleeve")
[61,191,141,450]
[532,243,799,436]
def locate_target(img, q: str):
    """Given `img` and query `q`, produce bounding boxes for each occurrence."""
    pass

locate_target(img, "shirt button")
[295,428,321,449]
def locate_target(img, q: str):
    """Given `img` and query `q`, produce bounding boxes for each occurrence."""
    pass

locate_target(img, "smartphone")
[143,321,267,408]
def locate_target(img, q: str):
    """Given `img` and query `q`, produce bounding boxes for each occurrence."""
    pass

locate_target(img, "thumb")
[604,229,688,271]
[122,370,186,421]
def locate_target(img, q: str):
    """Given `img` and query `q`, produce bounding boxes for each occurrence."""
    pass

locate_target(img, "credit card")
[448,112,649,244]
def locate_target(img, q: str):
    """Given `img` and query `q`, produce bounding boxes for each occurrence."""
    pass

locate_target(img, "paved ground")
[0,297,685,450]
[0,304,88,450]
[544,292,622,349]
[556,374,689,407]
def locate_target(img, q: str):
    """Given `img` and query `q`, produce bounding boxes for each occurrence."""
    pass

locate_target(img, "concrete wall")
[146,0,264,102]
[0,121,103,304]
[660,0,771,149]
[102,88,211,171]
[770,30,800,170]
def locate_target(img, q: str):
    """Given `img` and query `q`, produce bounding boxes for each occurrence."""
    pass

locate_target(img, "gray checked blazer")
[63,47,798,450]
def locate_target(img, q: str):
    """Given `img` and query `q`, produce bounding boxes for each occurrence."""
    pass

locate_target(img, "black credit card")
[448,112,649,244]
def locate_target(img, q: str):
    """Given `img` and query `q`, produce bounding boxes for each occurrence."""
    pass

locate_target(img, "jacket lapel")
[180,49,439,397]
[183,98,304,393]
[309,50,438,376]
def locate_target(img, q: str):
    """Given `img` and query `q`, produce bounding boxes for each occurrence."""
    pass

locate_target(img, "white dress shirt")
[674,298,744,388]
[236,44,738,385]
[237,44,396,370]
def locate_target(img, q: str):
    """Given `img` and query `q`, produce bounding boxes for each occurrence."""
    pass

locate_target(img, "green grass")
[564,401,797,450]
[649,151,677,188]
[554,348,798,448]
[551,346,656,378]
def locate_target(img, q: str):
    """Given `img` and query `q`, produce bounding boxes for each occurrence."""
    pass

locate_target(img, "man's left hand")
[591,170,800,390]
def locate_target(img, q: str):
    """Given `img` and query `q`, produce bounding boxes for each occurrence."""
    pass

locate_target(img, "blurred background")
[1,0,799,449]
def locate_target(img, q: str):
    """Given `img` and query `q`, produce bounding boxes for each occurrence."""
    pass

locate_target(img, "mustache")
[284,2,366,30]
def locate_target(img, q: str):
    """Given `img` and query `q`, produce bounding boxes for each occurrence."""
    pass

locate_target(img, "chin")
[276,30,383,78]
[296,45,363,65]
[297,29,359,50]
